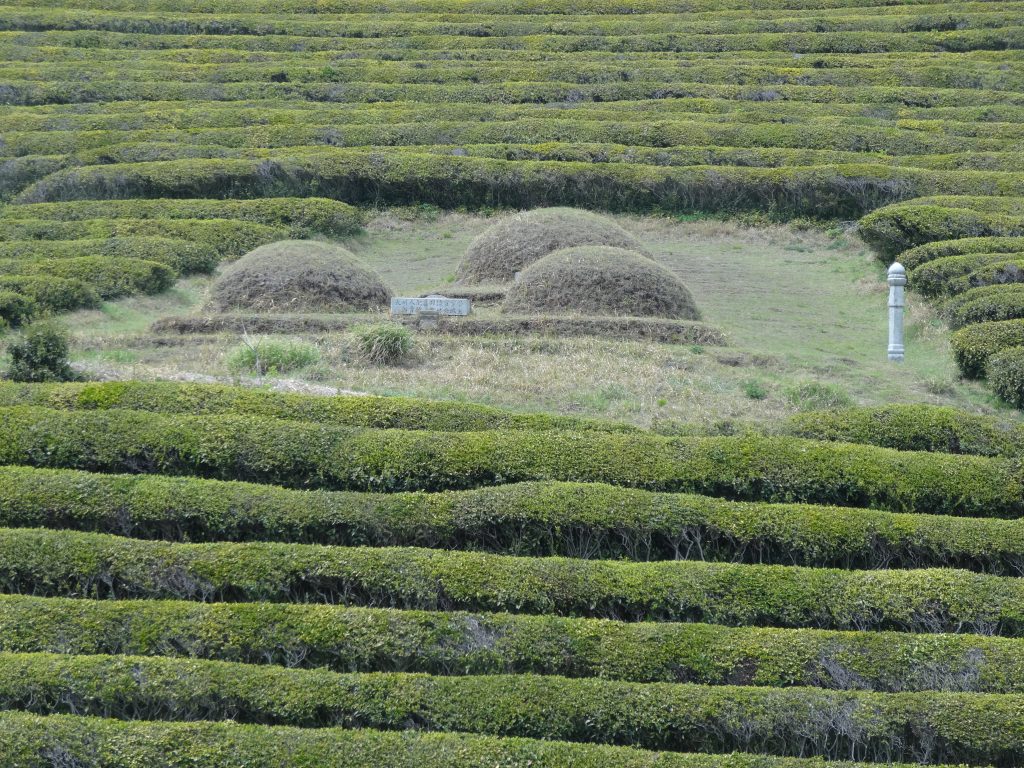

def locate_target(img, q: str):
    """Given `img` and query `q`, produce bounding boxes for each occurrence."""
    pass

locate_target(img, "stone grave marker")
[390,295,471,317]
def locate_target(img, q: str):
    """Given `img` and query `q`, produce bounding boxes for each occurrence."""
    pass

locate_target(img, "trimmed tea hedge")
[2,527,1024,633]
[0,381,635,433]
[0,406,1020,516]
[7,466,1024,572]
[784,403,1024,457]
[987,346,1024,408]
[18,153,1023,220]
[0,275,100,313]
[911,251,1024,298]
[0,652,1021,764]
[860,203,1024,259]
[900,236,1024,271]
[5,594,1024,692]
[946,258,1024,296]
[0,236,219,274]
[941,284,1024,329]
[0,218,285,260]
[0,256,175,299]
[951,319,1024,378]
[2,197,365,237]
[0,711,977,768]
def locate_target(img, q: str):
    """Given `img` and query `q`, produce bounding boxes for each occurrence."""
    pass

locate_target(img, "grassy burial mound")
[456,207,646,284]
[207,240,390,313]
[502,246,700,319]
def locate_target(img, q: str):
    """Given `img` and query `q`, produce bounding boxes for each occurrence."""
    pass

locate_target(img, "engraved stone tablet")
[390,296,471,316]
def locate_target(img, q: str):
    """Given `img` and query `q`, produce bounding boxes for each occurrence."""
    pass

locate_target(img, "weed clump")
[457,208,646,284]
[502,246,699,319]
[226,336,320,376]
[208,240,390,313]
[354,323,415,365]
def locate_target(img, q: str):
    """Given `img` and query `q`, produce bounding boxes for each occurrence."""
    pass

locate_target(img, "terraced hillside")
[0,381,1022,766]
[1,0,1024,323]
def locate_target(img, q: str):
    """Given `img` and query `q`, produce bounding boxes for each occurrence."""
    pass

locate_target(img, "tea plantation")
[3,0,1024,402]
[0,381,1019,766]
[2,0,1024,765]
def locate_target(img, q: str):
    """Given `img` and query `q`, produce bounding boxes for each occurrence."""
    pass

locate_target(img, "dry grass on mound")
[207,240,390,313]
[150,313,724,345]
[503,246,700,320]
[456,208,647,284]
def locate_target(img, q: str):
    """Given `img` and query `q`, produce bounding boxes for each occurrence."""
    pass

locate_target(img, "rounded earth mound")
[502,245,700,319]
[457,207,647,284]
[207,240,390,313]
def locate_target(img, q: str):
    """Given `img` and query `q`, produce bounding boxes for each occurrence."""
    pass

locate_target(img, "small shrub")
[785,381,853,411]
[742,379,768,400]
[354,323,415,366]
[987,346,1024,408]
[226,336,320,376]
[6,318,75,382]
[0,290,36,329]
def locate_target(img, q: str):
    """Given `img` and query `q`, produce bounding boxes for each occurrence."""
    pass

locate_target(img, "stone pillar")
[887,262,906,362]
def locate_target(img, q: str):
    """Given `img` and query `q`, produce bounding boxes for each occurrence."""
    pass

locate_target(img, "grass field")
[48,211,1000,429]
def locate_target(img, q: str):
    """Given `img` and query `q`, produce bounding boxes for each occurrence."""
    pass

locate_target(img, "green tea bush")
[785,403,1024,457]
[3,197,364,237]
[951,319,1024,379]
[0,256,175,299]
[0,406,1019,516]
[0,381,632,433]
[2,708,974,768]
[900,237,1024,271]
[353,323,415,365]
[0,711,990,768]
[0,218,284,261]
[17,152,1008,220]
[987,346,1024,409]
[0,276,100,314]
[3,527,1024,634]
[0,290,36,329]
[946,259,1024,296]
[0,236,219,274]
[942,285,1024,329]
[905,251,1024,298]
[859,203,1024,258]
[742,379,769,400]
[7,593,1024,692]
[0,651,1021,764]
[6,465,1024,572]
[5,319,74,383]
[226,337,321,376]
